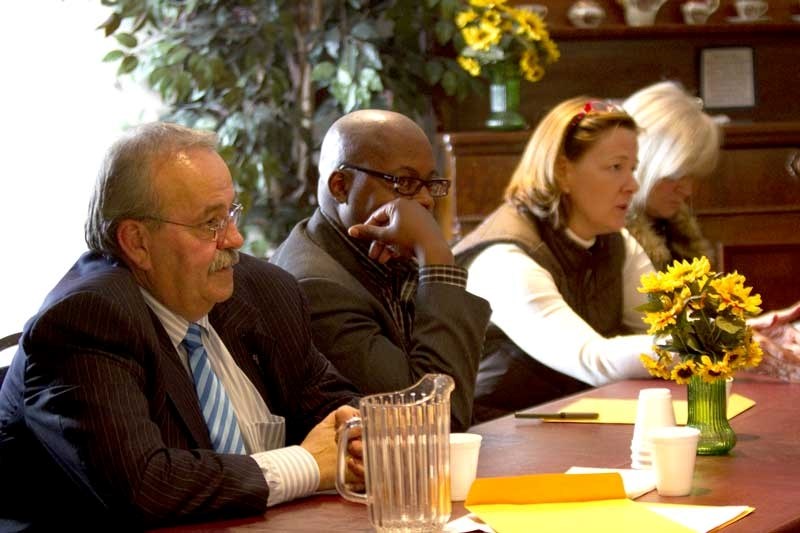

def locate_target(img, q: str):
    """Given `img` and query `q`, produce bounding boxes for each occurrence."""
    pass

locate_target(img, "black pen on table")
[514,411,599,420]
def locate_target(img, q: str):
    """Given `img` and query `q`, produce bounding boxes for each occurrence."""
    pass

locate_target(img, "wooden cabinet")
[436,1,800,131]
[434,130,531,242]
[693,122,800,311]
[431,1,800,310]
[434,122,800,311]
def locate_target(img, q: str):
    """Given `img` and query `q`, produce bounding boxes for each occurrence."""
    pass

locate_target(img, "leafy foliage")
[98,0,478,254]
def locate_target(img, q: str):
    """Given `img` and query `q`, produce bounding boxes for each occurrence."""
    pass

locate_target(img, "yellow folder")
[528,393,755,424]
[465,473,696,533]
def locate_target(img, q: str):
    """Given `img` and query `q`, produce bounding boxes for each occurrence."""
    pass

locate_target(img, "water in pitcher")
[337,374,454,532]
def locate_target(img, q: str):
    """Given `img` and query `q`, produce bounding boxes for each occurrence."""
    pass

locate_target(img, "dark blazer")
[270,209,492,431]
[0,252,359,531]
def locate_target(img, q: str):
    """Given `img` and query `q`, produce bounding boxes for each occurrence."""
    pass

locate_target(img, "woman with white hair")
[622,80,720,270]
[624,80,800,381]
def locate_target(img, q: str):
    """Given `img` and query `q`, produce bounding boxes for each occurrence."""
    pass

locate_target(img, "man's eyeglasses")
[338,163,451,198]
[565,100,625,138]
[143,203,243,246]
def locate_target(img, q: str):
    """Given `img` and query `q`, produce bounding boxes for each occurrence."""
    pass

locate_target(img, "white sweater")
[466,228,656,386]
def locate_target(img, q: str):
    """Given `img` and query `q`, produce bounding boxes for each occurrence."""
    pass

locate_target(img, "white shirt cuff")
[252,445,320,507]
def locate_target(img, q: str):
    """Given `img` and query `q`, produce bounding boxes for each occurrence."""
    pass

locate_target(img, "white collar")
[139,288,211,349]
[564,227,596,249]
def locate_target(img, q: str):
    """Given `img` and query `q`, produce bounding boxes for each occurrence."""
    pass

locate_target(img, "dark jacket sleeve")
[229,257,361,445]
[298,275,491,431]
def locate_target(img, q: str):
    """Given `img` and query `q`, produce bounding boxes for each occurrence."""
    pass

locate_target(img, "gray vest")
[455,202,627,335]
[454,203,629,422]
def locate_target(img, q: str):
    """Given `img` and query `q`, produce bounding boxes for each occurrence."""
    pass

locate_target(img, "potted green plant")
[98,0,477,254]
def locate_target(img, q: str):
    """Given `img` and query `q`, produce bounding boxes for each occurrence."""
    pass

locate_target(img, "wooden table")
[153,376,800,532]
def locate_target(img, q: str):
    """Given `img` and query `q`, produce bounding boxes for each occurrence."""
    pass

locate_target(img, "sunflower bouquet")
[637,256,763,384]
[455,0,560,83]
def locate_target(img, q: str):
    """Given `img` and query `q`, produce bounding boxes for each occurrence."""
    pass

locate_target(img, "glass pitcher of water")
[336,374,454,532]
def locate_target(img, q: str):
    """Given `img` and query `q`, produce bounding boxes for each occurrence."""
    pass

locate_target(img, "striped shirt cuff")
[252,445,320,507]
[419,264,468,288]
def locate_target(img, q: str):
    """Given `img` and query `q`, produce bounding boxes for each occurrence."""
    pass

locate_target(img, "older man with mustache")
[0,122,362,530]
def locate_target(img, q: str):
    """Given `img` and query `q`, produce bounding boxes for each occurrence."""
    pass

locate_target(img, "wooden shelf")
[550,21,800,39]
[722,122,800,148]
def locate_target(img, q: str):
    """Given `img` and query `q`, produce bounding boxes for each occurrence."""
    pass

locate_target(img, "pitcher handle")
[336,416,366,504]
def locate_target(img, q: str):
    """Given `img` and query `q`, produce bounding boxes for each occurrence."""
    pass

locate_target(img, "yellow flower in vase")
[457,56,482,77]
[670,359,696,384]
[520,49,545,83]
[637,256,763,381]
[638,257,763,455]
[456,0,558,82]
[454,0,559,130]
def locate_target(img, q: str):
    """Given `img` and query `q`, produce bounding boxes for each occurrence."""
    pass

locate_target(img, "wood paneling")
[434,131,530,241]
[717,243,800,310]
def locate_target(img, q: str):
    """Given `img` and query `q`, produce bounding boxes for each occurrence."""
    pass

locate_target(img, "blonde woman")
[622,81,720,270]
[454,97,655,422]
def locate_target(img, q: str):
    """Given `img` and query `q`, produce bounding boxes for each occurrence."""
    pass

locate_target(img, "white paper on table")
[643,503,754,533]
[566,466,656,499]
[444,512,494,533]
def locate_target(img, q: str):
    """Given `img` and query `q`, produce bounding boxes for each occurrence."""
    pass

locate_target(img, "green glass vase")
[485,70,527,131]
[686,375,737,455]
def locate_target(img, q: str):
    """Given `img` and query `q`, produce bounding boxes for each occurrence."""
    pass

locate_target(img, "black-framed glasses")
[338,163,451,198]
[565,100,625,138]
[143,203,243,247]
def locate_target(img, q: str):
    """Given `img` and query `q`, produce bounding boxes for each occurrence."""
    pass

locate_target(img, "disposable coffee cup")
[449,433,482,501]
[631,388,676,469]
[650,426,700,496]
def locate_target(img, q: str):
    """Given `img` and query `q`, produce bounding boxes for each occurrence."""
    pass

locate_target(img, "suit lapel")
[146,308,213,449]
[76,255,213,448]
[210,294,275,409]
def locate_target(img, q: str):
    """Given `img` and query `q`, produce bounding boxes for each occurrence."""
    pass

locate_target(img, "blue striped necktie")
[181,323,246,454]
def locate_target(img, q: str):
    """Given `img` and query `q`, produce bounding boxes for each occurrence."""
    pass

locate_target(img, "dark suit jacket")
[270,210,491,431]
[0,252,358,531]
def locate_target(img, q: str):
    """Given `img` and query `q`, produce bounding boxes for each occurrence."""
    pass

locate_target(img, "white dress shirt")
[141,290,319,506]
[465,228,656,386]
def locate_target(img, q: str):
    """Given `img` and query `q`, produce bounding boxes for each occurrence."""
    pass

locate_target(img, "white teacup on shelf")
[681,0,719,24]
[518,3,549,19]
[568,0,606,27]
[734,0,768,20]
[621,0,668,26]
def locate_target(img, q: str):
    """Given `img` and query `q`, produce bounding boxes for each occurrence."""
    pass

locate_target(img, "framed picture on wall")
[700,47,756,109]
